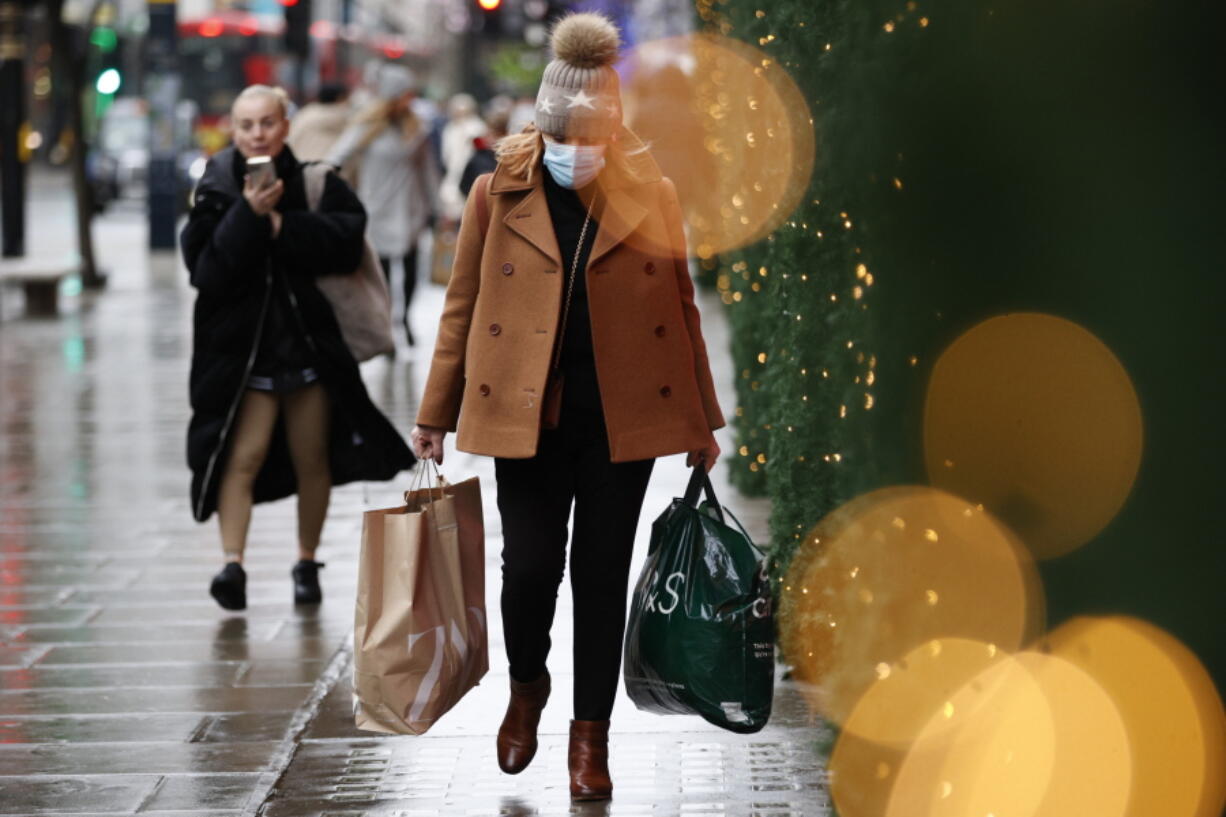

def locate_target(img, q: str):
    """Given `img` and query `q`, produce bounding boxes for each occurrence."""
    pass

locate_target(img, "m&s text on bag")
[643,570,685,616]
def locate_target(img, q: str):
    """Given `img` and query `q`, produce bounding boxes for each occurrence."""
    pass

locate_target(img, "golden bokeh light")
[778,486,1043,731]
[829,617,1226,817]
[620,34,815,257]
[839,637,1010,749]
[1045,617,1226,817]
[885,650,1131,817]
[923,313,1143,559]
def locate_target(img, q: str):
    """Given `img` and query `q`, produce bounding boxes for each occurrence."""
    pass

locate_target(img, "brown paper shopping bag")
[430,227,457,286]
[353,471,488,735]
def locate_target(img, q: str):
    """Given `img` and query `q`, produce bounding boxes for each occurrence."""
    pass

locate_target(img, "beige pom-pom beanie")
[534,13,623,140]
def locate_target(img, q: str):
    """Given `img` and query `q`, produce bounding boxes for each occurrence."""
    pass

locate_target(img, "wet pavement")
[0,170,831,816]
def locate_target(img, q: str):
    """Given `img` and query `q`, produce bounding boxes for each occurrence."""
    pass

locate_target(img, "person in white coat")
[437,93,488,225]
[327,64,439,348]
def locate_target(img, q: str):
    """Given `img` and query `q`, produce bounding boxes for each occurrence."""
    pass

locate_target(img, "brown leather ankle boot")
[496,671,551,774]
[568,719,612,800]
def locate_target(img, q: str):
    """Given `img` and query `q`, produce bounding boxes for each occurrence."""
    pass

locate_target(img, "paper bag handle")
[405,459,446,504]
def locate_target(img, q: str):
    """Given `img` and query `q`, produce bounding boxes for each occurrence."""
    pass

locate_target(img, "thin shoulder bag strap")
[550,195,596,375]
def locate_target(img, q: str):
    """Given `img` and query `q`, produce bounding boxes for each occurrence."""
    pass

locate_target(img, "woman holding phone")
[183,85,414,611]
[412,14,722,800]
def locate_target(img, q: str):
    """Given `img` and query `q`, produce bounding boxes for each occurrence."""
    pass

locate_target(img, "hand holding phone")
[246,156,276,190]
[243,156,283,217]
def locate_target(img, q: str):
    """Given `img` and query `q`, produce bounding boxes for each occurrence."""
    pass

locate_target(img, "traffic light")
[95,68,120,95]
[474,0,502,37]
[282,0,312,59]
[89,23,122,118]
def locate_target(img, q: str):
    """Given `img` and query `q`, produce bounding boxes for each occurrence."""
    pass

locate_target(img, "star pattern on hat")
[536,96,555,114]
[565,89,597,111]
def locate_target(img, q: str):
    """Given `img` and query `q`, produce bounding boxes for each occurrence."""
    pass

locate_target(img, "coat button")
[644,261,656,274]
[502,263,514,275]
[660,385,672,398]
[654,325,666,337]
[479,384,491,396]
[489,323,501,336]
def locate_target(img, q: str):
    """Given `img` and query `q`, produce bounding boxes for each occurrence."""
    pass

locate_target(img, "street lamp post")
[0,0,27,257]
[146,0,178,251]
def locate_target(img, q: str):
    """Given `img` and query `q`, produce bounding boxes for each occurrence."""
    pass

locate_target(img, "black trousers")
[494,401,654,721]
[378,248,418,344]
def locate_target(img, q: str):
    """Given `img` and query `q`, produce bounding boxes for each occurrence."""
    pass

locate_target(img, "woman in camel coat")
[411,13,722,802]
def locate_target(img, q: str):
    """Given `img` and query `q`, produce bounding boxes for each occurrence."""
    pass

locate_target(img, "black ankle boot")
[210,563,247,611]
[291,560,324,605]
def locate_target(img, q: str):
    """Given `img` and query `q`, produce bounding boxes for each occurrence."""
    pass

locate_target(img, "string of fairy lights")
[687,0,930,570]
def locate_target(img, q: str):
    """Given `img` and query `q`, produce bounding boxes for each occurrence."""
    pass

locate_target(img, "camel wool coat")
[417,148,725,462]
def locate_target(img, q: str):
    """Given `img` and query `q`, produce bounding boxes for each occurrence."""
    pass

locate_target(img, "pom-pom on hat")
[534,13,623,140]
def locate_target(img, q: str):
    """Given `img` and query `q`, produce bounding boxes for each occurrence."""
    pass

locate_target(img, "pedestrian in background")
[327,65,439,348]
[182,85,414,612]
[410,13,723,802]
[459,96,512,198]
[286,82,351,163]
[438,93,488,225]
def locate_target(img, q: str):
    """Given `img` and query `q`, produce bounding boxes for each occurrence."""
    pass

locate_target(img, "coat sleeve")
[275,171,367,277]
[415,174,488,430]
[325,121,367,169]
[181,188,272,296]
[661,177,726,431]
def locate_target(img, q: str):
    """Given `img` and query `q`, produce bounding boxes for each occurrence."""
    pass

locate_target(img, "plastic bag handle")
[682,465,725,524]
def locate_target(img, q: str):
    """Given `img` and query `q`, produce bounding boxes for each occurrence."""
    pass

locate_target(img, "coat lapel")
[502,184,563,267]
[588,187,649,268]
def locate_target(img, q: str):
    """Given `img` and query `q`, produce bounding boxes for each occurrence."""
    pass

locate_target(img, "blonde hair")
[353,98,422,144]
[494,123,651,185]
[231,84,291,119]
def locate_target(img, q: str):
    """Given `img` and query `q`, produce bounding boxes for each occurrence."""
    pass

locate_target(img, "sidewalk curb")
[248,631,355,816]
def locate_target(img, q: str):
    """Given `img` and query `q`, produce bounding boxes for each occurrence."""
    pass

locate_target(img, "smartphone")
[246,155,276,190]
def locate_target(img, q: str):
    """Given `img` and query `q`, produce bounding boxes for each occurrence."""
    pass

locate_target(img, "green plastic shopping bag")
[623,466,774,733]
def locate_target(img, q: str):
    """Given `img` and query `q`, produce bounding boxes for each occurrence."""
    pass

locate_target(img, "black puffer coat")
[182,145,414,522]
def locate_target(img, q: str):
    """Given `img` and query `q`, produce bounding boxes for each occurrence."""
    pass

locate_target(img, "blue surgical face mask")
[543,141,606,189]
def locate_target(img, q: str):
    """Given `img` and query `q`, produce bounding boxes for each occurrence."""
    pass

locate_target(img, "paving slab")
[0,684,315,716]
[0,714,209,744]
[0,775,155,814]
[34,637,344,665]
[0,741,281,775]
[0,662,245,690]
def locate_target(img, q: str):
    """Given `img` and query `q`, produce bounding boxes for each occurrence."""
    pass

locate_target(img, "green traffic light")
[90,26,118,52]
[96,68,121,95]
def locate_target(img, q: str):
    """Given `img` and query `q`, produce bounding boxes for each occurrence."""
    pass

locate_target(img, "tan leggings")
[216,384,331,562]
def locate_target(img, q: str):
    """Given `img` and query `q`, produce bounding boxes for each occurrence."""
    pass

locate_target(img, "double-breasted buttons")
[502,263,514,275]
[479,384,491,396]
[489,323,502,336]
[654,325,666,338]
[644,261,656,275]
[660,386,672,398]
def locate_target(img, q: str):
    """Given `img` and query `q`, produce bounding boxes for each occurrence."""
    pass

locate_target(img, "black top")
[230,148,315,380]
[459,146,497,198]
[541,167,603,414]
